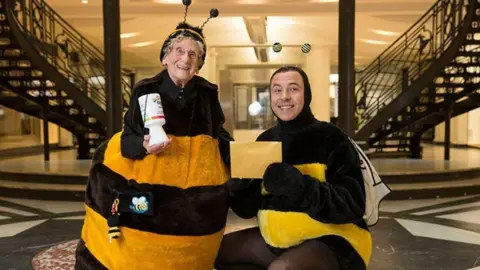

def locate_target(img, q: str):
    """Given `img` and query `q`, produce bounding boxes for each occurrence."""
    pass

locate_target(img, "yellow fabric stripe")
[81,205,224,270]
[294,163,327,182]
[103,132,229,189]
[261,163,327,195]
[258,210,371,266]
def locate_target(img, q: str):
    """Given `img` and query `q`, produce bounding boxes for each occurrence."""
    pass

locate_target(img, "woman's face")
[162,38,201,86]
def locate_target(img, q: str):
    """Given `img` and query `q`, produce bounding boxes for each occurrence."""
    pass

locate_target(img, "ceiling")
[44,0,437,71]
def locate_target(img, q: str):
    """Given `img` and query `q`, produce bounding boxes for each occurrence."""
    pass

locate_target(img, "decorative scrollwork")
[8,0,132,110]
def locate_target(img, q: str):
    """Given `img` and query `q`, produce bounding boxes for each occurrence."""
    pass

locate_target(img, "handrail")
[9,0,131,110]
[355,0,470,131]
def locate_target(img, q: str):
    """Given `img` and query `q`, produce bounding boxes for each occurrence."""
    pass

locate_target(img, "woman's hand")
[143,135,172,155]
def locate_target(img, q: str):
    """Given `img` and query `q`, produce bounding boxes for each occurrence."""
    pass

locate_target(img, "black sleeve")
[218,126,233,166]
[301,139,366,224]
[227,178,262,219]
[120,87,148,160]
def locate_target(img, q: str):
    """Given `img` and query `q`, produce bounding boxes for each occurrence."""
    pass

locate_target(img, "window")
[233,84,276,130]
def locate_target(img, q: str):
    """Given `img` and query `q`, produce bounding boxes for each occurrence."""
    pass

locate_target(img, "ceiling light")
[238,0,267,4]
[267,17,296,26]
[329,73,338,83]
[248,101,262,116]
[129,41,157,48]
[81,0,88,3]
[360,39,389,45]
[121,32,140,39]
[370,29,400,36]
[153,0,182,3]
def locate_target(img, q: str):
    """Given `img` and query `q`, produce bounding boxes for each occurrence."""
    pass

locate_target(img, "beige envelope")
[230,141,282,179]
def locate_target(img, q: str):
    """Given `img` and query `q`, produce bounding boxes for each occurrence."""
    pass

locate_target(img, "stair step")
[445,63,480,68]
[375,136,414,140]
[373,144,411,148]
[0,179,85,192]
[0,179,85,201]
[387,178,480,200]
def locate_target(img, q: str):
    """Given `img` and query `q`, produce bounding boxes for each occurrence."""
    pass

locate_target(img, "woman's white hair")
[161,34,205,69]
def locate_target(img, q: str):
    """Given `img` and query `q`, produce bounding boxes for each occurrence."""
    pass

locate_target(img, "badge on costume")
[130,196,149,214]
[116,191,154,216]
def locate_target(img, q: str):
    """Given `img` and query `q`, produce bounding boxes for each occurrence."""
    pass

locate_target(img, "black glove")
[227,178,262,219]
[227,178,255,192]
[263,162,307,203]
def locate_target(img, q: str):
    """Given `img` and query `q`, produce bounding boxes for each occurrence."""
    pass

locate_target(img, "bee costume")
[75,1,233,269]
[216,66,372,270]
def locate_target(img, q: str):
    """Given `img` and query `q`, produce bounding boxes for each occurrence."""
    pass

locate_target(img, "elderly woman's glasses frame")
[172,46,200,60]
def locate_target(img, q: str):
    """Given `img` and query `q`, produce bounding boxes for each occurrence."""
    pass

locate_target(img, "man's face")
[162,38,201,85]
[270,71,305,121]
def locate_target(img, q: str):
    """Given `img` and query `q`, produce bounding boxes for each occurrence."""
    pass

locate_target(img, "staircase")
[355,0,480,158]
[0,0,131,159]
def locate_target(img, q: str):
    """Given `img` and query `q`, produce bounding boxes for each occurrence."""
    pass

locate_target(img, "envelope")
[230,141,282,179]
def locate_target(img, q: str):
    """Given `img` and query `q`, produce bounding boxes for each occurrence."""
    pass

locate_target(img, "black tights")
[215,227,340,270]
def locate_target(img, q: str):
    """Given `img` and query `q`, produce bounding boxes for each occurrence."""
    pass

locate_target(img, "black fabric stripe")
[265,236,366,270]
[85,163,229,236]
[259,195,369,231]
[319,235,367,270]
[75,239,107,270]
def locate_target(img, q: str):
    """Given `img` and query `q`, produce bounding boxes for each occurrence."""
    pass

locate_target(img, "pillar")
[304,45,331,122]
[445,106,452,160]
[103,0,123,137]
[337,0,356,136]
[58,127,73,147]
[198,48,218,85]
[42,107,50,161]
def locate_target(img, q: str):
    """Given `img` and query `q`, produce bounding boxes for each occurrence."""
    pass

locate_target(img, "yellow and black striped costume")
[232,121,372,269]
[75,70,232,270]
[229,121,372,269]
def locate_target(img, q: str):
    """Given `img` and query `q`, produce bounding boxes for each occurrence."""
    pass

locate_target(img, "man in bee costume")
[215,66,373,270]
[75,1,233,269]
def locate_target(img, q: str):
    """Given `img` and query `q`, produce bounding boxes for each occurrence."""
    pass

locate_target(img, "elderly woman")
[75,18,233,270]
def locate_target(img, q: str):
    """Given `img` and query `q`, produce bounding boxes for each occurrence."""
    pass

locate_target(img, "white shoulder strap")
[348,138,391,226]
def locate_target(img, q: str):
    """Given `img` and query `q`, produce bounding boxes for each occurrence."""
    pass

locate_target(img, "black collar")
[276,107,317,133]
[158,70,197,101]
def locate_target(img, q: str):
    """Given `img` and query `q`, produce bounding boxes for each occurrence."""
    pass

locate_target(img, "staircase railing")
[355,0,470,132]
[9,0,131,110]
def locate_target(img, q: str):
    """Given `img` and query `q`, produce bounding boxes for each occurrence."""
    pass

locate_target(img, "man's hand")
[143,135,172,155]
[263,162,306,203]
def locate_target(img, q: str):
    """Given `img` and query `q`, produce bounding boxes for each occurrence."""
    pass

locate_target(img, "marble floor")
[0,142,480,269]
[0,195,479,269]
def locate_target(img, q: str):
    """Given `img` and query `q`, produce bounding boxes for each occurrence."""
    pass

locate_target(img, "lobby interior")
[0,0,480,269]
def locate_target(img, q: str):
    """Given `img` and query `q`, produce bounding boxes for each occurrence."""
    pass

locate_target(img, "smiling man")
[270,70,305,122]
[215,66,371,270]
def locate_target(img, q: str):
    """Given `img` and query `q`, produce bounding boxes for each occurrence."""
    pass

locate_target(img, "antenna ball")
[210,8,219,18]
[182,0,191,6]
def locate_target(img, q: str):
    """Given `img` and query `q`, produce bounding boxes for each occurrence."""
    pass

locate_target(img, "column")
[42,107,50,161]
[218,69,233,134]
[304,45,331,122]
[337,0,356,136]
[58,127,73,147]
[468,107,480,145]
[444,106,452,160]
[198,48,218,85]
[103,0,123,137]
